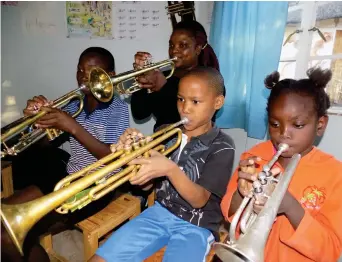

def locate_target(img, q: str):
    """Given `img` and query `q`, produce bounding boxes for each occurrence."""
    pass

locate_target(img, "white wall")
[1,2,341,172]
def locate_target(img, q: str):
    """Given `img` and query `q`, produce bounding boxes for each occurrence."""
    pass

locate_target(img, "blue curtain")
[210,1,288,139]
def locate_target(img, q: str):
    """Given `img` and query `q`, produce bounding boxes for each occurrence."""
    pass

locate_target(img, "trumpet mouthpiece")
[180,117,189,125]
[278,143,289,152]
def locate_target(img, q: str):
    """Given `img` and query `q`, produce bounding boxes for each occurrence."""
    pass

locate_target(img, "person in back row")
[131,20,224,132]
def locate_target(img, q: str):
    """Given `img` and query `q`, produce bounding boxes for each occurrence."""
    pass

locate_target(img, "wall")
[2,2,342,172]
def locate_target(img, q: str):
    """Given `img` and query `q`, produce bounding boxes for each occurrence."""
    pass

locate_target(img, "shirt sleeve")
[280,177,342,262]
[130,89,153,120]
[105,98,129,144]
[197,145,235,199]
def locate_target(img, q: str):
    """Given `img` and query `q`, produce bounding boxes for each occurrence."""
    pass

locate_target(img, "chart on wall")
[66,1,113,39]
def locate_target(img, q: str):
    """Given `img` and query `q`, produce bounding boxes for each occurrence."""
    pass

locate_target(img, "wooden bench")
[76,193,141,261]
[41,193,141,261]
[1,160,14,198]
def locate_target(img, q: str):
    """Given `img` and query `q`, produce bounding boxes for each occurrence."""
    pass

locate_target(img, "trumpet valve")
[132,142,140,151]
[252,180,263,194]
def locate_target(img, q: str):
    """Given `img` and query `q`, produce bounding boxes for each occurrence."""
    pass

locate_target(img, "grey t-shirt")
[156,126,235,235]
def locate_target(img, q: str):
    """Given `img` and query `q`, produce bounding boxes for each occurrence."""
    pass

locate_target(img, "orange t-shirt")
[221,140,342,262]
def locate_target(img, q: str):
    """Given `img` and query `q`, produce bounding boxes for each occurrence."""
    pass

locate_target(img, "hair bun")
[306,67,332,89]
[264,71,280,89]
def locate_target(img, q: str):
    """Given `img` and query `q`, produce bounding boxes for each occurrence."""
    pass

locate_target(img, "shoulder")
[207,130,235,160]
[108,97,128,112]
[310,148,342,174]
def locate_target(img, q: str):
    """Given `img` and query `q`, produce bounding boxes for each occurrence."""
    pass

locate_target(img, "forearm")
[72,123,111,159]
[167,165,210,209]
[285,198,305,229]
[228,190,244,217]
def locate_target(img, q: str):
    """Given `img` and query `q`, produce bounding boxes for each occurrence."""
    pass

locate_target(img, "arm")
[167,165,211,208]
[280,177,342,262]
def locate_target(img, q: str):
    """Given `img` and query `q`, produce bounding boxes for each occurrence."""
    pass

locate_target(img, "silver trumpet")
[214,143,301,262]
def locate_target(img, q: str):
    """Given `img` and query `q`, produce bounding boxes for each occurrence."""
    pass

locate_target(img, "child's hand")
[110,128,145,153]
[237,156,261,197]
[23,95,52,116]
[35,107,78,134]
[253,190,297,216]
[128,149,178,186]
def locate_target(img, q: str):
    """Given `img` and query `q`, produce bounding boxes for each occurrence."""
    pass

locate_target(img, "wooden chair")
[1,160,14,198]
[41,193,141,261]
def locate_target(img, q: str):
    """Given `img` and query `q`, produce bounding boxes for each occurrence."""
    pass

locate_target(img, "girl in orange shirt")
[221,67,342,262]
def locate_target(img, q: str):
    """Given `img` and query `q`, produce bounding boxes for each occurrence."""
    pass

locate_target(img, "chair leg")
[40,233,53,251]
[83,232,98,261]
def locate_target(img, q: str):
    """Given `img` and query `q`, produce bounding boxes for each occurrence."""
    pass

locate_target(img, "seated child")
[221,67,342,262]
[89,67,235,262]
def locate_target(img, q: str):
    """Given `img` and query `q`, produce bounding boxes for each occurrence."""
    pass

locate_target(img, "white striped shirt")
[64,96,129,174]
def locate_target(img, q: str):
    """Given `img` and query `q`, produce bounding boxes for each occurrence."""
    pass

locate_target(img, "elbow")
[191,191,211,209]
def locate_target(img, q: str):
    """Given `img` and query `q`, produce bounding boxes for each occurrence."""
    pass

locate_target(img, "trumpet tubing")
[1,118,188,256]
[89,57,177,96]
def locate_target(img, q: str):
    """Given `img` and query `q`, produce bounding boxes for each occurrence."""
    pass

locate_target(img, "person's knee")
[88,254,106,262]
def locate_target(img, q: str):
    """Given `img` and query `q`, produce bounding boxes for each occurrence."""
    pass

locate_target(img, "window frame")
[279,1,342,115]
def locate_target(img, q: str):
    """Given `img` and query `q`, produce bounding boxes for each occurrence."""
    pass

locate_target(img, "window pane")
[309,59,342,106]
[311,2,342,56]
[278,61,296,80]
[280,5,303,60]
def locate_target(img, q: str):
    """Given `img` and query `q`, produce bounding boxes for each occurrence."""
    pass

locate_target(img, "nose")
[181,101,191,115]
[280,125,291,139]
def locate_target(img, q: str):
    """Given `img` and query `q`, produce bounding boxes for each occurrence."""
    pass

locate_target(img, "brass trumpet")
[90,57,177,96]
[0,80,114,158]
[214,144,301,262]
[1,117,188,256]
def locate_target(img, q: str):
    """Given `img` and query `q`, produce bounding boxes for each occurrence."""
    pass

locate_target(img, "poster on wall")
[66,1,113,39]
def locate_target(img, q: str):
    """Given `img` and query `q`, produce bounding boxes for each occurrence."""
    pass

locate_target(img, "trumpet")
[0,80,114,158]
[214,144,301,262]
[1,117,188,256]
[89,57,177,96]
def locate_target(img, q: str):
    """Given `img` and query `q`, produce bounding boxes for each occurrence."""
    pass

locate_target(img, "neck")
[174,64,198,78]
[85,95,99,113]
[183,121,212,141]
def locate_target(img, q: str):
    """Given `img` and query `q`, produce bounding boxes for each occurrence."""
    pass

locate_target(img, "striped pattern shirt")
[64,96,129,174]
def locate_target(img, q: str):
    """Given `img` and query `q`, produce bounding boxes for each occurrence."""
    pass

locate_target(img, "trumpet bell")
[88,68,115,102]
[214,242,256,262]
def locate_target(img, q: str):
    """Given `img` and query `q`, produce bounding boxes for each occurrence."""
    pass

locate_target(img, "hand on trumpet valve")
[110,128,152,153]
[128,149,177,186]
[133,51,167,92]
[23,95,53,116]
[35,107,77,134]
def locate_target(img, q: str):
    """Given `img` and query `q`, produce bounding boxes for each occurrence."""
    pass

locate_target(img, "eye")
[177,97,184,102]
[294,123,305,129]
[192,100,199,104]
[269,121,279,128]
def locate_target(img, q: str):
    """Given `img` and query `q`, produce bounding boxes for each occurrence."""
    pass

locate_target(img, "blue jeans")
[96,202,214,262]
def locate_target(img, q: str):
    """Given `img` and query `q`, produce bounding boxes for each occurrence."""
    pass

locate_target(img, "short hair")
[79,47,115,71]
[184,66,225,96]
[265,67,332,117]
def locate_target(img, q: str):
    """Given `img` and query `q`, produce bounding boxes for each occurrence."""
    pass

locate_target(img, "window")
[279,1,342,113]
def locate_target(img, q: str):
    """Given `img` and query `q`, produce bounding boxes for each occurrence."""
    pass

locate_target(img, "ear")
[214,95,225,110]
[195,44,202,56]
[316,115,328,136]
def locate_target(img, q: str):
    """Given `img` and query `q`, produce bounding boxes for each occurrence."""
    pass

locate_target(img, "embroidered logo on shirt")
[300,186,326,210]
